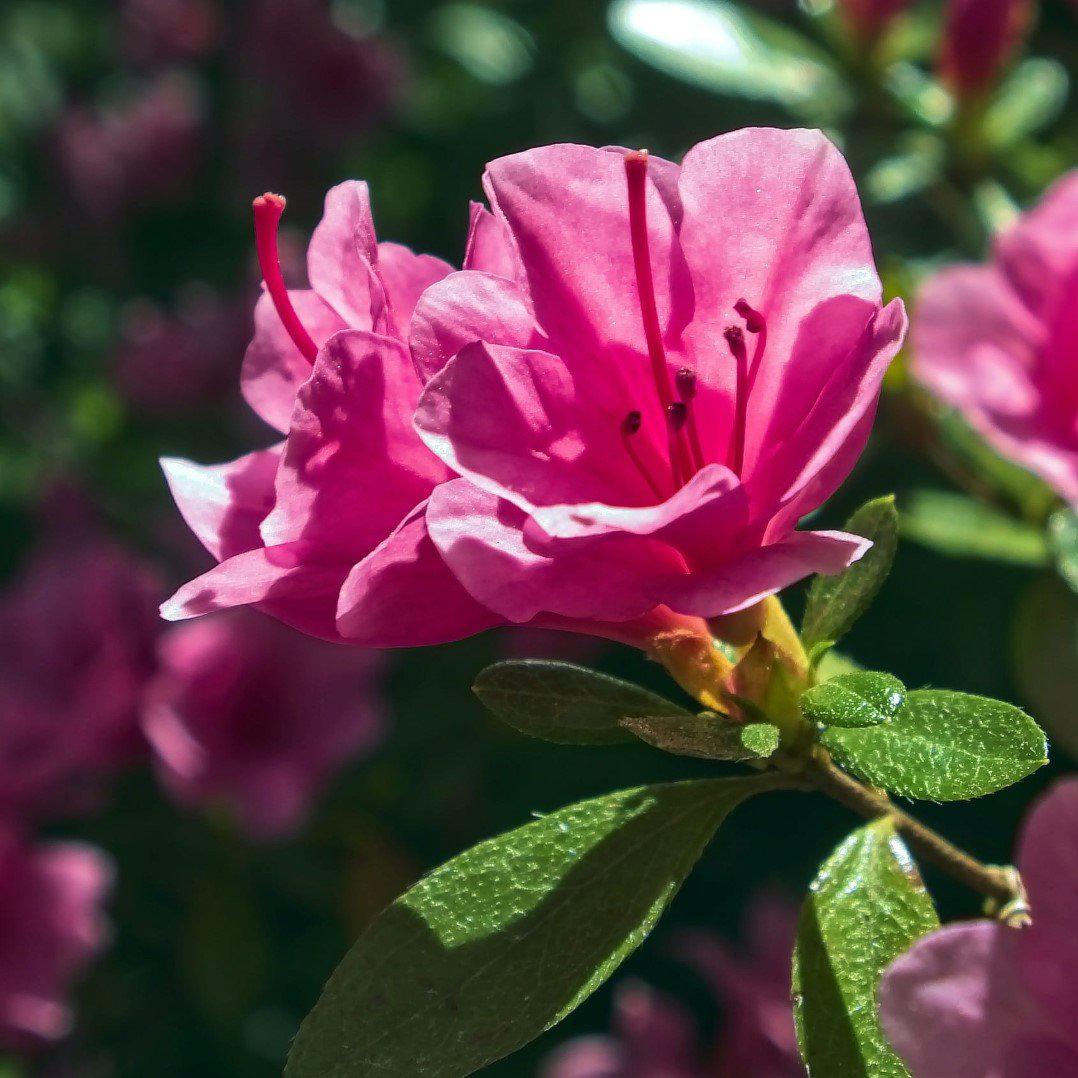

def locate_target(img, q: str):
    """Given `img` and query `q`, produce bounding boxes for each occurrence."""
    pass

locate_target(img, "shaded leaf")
[901,490,1047,566]
[793,819,939,1076]
[620,712,780,761]
[802,496,898,649]
[820,689,1047,800]
[1048,508,1078,594]
[801,672,905,729]
[287,776,779,1077]
[473,661,689,745]
[984,58,1069,150]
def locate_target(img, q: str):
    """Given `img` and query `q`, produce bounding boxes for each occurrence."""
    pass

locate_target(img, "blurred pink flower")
[880,778,1078,1076]
[543,895,800,1078]
[161,183,503,647]
[0,827,112,1051]
[939,0,1031,100]
[113,284,248,412]
[836,0,911,46]
[0,537,160,821]
[143,610,384,840]
[55,72,203,219]
[412,131,905,628]
[119,0,223,66]
[914,172,1078,504]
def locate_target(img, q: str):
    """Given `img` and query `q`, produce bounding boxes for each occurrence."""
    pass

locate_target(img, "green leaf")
[820,689,1048,800]
[901,490,1048,566]
[1048,509,1078,593]
[473,661,690,745]
[814,648,863,682]
[793,819,939,1076]
[286,777,778,1077]
[984,58,1069,150]
[620,712,780,761]
[801,672,905,729]
[802,496,899,650]
[607,0,850,123]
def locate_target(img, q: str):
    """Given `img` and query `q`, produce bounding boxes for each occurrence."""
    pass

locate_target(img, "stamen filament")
[624,150,695,488]
[621,411,664,500]
[735,297,768,386]
[676,367,707,474]
[253,192,318,364]
[724,326,750,477]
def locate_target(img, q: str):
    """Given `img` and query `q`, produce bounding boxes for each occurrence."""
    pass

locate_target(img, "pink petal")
[463,201,523,281]
[306,180,387,330]
[662,529,870,618]
[409,270,542,384]
[375,240,452,334]
[161,446,281,561]
[1003,1037,1078,1077]
[261,330,448,559]
[425,479,683,624]
[878,921,1030,1078]
[160,541,348,641]
[678,128,882,453]
[336,501,502,647]
[482,143,689,363]
[242,290,347,433]
[415,341,660,513]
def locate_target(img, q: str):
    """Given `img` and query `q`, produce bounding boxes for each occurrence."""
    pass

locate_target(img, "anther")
[676,367,697,400]
[252,192,318,364]
[675,367,706,473]
[734,297,768,386]
[666,401,687,430]
[620,410,664,500]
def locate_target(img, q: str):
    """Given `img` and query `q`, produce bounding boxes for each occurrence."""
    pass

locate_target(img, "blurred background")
[0,0,1075,1074]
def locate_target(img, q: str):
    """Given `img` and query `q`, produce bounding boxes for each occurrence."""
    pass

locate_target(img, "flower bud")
[939,0,1032,101]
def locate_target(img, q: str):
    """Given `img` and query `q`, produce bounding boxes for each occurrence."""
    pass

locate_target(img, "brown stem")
[808,751,1030,926]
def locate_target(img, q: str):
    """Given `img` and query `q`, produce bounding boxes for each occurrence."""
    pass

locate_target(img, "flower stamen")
[253,192,318,364]
[621,411,664,501]
[724,326,750,477]
[735,297,768,386]
[676,367,706,474]
[624,150,695,490]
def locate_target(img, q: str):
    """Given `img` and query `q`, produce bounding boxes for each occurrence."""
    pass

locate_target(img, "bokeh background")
[0,0,1076,1074]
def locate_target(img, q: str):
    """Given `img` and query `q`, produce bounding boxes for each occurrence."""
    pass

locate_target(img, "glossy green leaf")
[286,776,778,1077]
[1048,509,1078,594]
[620,712,780,761]
[801,672,905,729]
[901,490,1048,566]
[820,689,1048,800]
[473,661,689,745]
[793,819,939,1076]
[607,0,850,122]
[802,496,898,650]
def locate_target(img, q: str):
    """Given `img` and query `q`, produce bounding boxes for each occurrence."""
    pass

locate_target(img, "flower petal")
[261,330,447,559]
[161,447,281,561]
[463,201,523,282]
[336,501,502,647]
[375,241,452,334]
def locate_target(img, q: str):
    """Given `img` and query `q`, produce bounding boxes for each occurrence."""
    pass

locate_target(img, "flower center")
[621,151,768,496]
[252,192,318,364]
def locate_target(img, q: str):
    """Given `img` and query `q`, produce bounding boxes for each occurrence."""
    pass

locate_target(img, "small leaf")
[473,661,689,745]
[983,58,1069,150]
[286,776,778,1077]
[801,672,906,729]
[793,819,939,1076]
[607,0,850,122]
[802,496,899,649]
[620,713,780,761]
[820,689,1048,800]
[901,490,1048,566]
[1048,508,1078,594]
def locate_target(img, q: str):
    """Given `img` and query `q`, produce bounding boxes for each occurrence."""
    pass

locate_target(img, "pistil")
[624,150,695,490]
[252,192,318,364]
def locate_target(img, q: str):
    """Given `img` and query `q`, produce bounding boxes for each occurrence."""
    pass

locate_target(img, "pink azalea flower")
[879,778,1078,1077]
[119,0,222,67]
[836,0,911,46]
[143,610,385,840]
[913,171,1078,505]
[411,130,906,629]
[939,0,1031,101]
[0,827,112,1051]
[542,895,800,1078]
[0,536,160,822]
[161,183,503,647]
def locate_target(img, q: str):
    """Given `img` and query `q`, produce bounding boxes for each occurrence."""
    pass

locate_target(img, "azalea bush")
[1,0,1078,1075]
